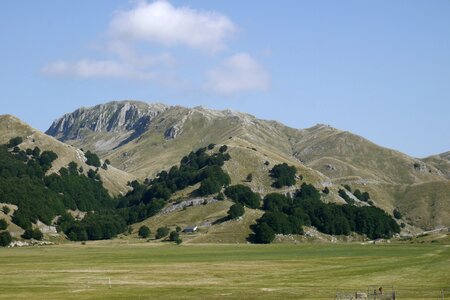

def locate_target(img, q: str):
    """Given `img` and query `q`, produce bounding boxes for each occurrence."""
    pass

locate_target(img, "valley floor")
[0,241,449,299]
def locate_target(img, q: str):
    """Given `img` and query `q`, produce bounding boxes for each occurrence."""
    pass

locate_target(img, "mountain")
[0,114,134,196]
[46,101,450,230]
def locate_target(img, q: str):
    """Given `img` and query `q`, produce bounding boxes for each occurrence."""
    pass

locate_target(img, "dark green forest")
[251,183,400,243]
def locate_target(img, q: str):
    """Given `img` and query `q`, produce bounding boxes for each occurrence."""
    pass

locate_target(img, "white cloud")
[206,53,270,95]
[41,59,155,80]
[109,0,236,53]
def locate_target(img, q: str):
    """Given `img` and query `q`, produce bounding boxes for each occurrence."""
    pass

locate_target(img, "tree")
[216,192,225,200]
[228,203,244,219]
[361,192,370,202]
[224,185,261,208]
[2,206,10,215]
[353,189,363,201]
[263,193,290,212]
[219,145,228,153]
[22,228,34,239]
[32,228,43,240]
[207,143,215,150]
[7,136,23,148]
[155,227,169,239]
[169,231,180,242]
[68,161,79,175]
[0,231,12,247]
[39,150,58,171]
[138,225,151,238]
[252,223,275,244]
[270,163,296,188]
[32,146,41,158]
[85,151,101,167]
[322,187,330,194]
[0,219,7,230]
[393,209,402,220]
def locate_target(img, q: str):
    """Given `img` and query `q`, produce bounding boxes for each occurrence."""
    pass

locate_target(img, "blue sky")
[0,1,449,157]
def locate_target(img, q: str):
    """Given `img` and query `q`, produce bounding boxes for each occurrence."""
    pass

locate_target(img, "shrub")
[155,227,169,239]
[322,187,330,194]
[138,225,151,238]
[246,173,253,182]
[207,143,215,150]
[0,231,12,247]
[228,203,245,219]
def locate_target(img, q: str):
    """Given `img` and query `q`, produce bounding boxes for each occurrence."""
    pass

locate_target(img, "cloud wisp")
[41,59,155,80]
[206,53,270,95]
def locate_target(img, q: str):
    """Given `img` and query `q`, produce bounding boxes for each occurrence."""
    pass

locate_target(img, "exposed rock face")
[46,101,168,141]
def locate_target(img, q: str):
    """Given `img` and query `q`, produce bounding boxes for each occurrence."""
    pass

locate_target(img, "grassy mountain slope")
[0,114,134,196]
[132,200,264,244]
[45,101,450,229]
[423,151,450,179]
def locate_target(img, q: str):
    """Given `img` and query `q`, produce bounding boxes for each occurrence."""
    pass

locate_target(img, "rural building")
[183,226,198,233]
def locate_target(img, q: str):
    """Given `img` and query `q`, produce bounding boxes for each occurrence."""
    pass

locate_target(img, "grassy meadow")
[0,241,449,299]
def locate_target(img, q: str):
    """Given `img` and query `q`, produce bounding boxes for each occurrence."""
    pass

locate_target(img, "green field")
[0,242,449,299]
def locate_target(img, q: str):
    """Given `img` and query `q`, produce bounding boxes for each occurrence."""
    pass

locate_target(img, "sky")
[0,0,449,158]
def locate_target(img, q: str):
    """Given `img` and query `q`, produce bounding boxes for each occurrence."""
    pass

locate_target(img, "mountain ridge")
[29,100,450,229]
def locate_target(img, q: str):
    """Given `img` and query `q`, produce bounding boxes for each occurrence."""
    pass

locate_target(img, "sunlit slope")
[0,114,134,196]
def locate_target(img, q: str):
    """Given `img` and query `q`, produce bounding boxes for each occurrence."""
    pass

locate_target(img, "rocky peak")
[46,101,169,141]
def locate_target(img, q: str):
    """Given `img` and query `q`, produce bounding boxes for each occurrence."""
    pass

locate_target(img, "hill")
[0,114,134,196]
[46,101,450,230]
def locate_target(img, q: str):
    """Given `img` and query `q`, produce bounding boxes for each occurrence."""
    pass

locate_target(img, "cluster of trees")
[251,183,400,243]
[269,163,297,188]
[0,137,125,242]
[0,139,63,229]
[1,138,234,244]
[117,146,231,225]
[84,151,101,167]
[22,228,43,240]
[58,211,126,241]
[342,185,371,202]
[137,225,181,243]
[224,184,261,208]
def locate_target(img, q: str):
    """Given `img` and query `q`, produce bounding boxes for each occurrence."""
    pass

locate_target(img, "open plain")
[1,240,449,299]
